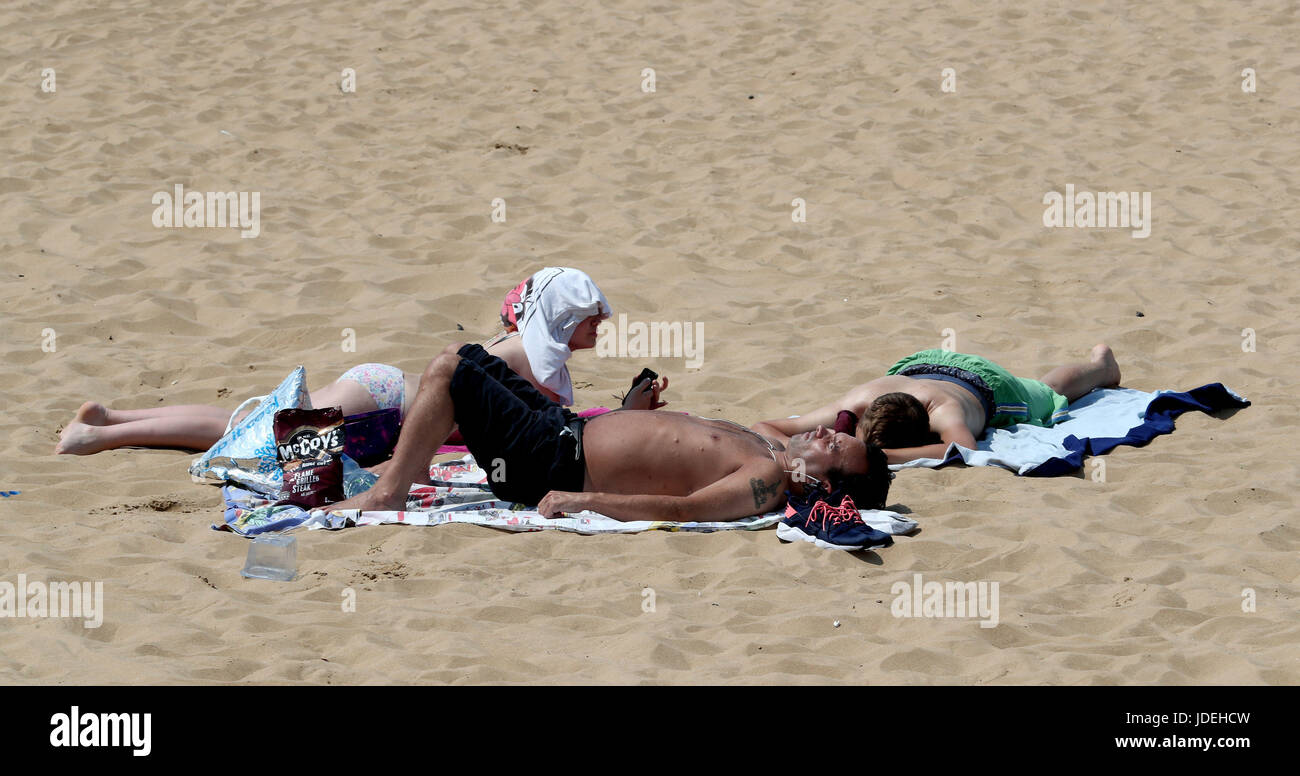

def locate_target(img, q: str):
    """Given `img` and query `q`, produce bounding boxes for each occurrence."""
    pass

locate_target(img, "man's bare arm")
[752,400,845,444]
[538,460,787,522]
[883,420,978,464]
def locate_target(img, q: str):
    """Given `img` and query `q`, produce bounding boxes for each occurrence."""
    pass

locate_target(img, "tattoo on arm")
[749,477,779,510]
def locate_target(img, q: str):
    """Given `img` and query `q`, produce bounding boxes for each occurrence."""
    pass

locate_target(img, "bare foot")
[320,488,408,515]
[74,401,110,425]
[55,422,104,455]
[1091,343,1121,387]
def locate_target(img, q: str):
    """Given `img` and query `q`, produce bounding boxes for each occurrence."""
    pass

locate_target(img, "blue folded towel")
[891,383,1249,476]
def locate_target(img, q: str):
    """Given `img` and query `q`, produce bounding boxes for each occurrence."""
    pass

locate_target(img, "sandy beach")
[1,0,1297,684]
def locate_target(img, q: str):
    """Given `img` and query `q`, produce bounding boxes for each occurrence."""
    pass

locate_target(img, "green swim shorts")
[886,349,1070,429]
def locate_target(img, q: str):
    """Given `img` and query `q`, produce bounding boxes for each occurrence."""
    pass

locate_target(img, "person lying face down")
[752,344,1122,465]
[324,343,892,522]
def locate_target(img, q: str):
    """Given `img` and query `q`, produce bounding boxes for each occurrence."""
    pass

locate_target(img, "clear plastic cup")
[240,534,297,581]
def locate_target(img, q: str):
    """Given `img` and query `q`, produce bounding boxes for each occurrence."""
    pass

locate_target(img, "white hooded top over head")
[516,267,611,406]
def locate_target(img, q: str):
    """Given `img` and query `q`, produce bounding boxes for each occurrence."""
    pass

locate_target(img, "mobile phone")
[629,367,658,395]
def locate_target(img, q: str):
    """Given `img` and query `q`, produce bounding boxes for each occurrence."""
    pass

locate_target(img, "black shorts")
[448,344,586,504]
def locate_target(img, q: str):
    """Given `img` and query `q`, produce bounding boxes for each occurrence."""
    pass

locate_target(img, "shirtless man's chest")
[580,411,781,495]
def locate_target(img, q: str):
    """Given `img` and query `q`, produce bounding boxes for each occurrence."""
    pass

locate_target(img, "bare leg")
[88,403,232,425]
[308,380,379,417]
[1039,344,1122,402]
[326,345,464,512]
[56,415,231,454]
[57,378,380,455]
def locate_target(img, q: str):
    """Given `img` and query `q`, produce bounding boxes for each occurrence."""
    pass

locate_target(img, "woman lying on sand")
[56,266,668,455]
[752,344,1121,464]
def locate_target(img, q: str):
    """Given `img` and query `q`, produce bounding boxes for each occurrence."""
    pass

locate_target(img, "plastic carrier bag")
[189,366,310,496]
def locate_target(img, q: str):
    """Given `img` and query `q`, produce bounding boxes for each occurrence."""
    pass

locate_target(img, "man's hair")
[860,392,933,449]
[828,443,892,510]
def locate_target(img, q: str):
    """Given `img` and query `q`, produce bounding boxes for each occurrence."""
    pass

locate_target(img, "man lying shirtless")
[753,344,1121,464]
[325,343,892,521]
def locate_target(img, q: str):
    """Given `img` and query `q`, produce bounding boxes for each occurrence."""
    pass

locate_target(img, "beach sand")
[1,0,1297,684]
